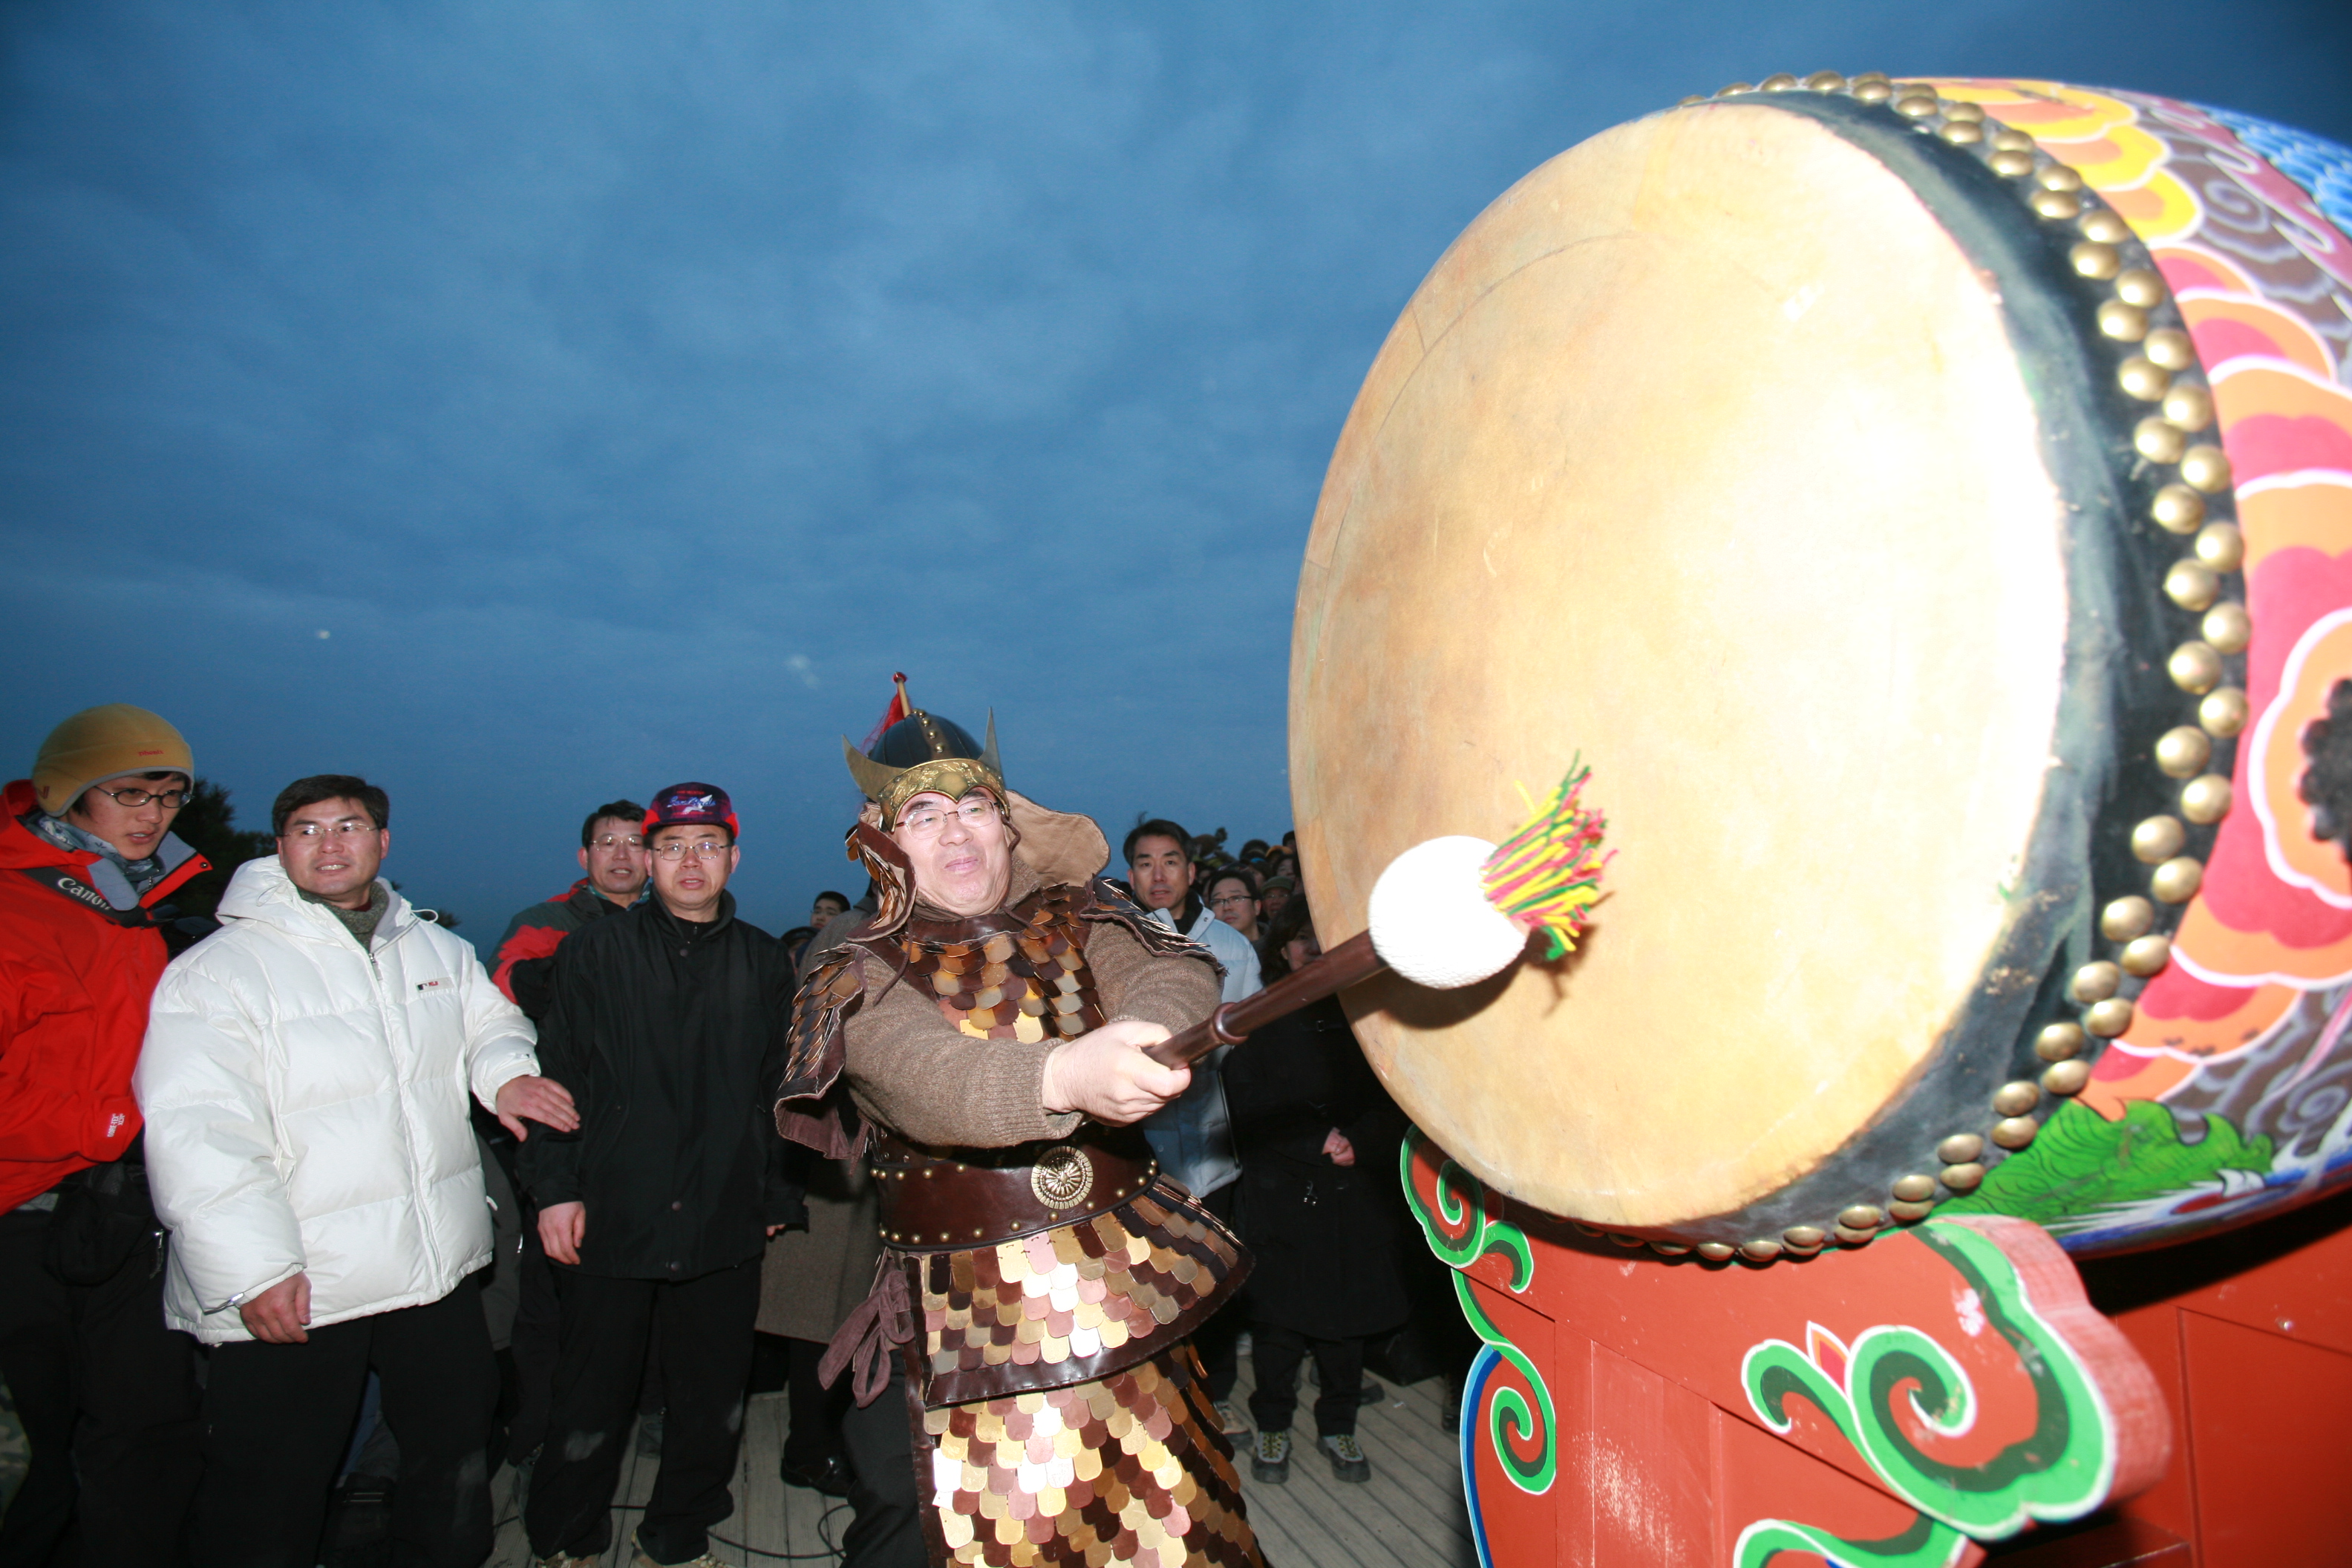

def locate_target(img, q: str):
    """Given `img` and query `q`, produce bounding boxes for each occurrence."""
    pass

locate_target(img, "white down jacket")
[136,856,539,1342]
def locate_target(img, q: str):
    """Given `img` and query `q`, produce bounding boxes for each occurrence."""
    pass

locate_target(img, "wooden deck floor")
[485,1354,1477,1567]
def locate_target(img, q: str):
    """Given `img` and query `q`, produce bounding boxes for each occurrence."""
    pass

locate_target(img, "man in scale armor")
[775,706,1262,1568]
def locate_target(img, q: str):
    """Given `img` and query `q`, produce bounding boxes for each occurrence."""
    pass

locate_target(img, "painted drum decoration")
[1293,76,2352,1255]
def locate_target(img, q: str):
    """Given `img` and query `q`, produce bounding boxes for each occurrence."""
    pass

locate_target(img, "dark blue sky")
[5,1,2349,935]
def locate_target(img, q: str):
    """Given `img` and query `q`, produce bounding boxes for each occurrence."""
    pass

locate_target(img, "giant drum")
[1293,76,2352,1258]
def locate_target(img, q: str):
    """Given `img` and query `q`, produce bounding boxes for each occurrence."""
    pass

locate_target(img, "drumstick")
[1145,763,1610,1070]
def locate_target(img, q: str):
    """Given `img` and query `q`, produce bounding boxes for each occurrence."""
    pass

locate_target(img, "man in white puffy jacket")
[137,774,579,1568]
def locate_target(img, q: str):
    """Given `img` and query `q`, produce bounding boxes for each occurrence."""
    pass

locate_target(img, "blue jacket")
[1138,902,1261,1198]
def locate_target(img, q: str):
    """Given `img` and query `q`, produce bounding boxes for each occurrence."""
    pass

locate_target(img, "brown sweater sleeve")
[841,967,1083,1150]
[1087,917,1221,1033]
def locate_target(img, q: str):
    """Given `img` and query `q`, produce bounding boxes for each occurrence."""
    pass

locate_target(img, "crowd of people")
[0,700,1463,1568]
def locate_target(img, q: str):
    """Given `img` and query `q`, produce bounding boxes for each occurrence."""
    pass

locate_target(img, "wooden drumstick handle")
[1143,931,1387,1069]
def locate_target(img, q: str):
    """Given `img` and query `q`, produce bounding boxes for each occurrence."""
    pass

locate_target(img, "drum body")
[1292,76,2352,1256]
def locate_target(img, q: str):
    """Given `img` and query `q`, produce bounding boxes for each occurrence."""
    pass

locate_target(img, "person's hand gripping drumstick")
[1143,762,1612,1071]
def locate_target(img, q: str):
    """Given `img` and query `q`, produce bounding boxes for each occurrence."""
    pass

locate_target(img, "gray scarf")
[298,881,388,950]
[30,813,175,912]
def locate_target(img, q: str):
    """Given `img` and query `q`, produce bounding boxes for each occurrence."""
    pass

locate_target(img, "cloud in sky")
[4,0,2348,932]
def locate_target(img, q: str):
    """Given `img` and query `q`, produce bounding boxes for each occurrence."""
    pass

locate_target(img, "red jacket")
[0,777,211,1210]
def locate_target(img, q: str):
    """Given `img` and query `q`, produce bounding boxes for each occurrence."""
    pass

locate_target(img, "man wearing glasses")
[520,783,805,1568]
[491,799,651,1019]
[0,704,210,1565]
[485,800,649,1486]
[138,774,575,1567]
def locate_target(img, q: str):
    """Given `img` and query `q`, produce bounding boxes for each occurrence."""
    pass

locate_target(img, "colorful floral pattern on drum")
[1924,81,2352,1252]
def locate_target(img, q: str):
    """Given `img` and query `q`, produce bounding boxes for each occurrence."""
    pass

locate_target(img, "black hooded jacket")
[518,890,804,1280]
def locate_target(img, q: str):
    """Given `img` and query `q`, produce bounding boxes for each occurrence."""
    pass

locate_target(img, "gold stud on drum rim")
[1936,1132,1986,1165]
[2036,1022,2088,1062]
[2122,934,2172,977]
[2132,815,2187,863]
[1760,73,1799,91]
[2152,857,2204,904]
[1890,1173,1937,1203]
[1991,1117,2040,1150]
[2042,1059,2092,1097]
[1940,1161,1986,1192]
[1696,1241,1737,1261]
[2136,418,2189,463]
[2181,774,2233,825]
[1894,93,1938,117]
[1852,80,1893,102]
[2085,997,2137,1036]
[2034,189,2085,221]
[1650,1240,1693,1255]
[2036,163,2084,192]
[2195,522,2244,573]
[1990,148,2035,177]
[2165,560,2219,611]
[2203,602,2250,655]
[1941,99,1984,122]
[1941,121,1984,146]
[1889,1198,1937,1222]
[2114,267,2165,307]
[2100,896,2155,941]
[2155,725,2212,779]
[2152,483,2206,533]
[1838,1203,1886,1231]
[2169,641,2224,694]
[2071,240,2122,278]
[1782,1225,1827,1250]
[1716,82,1754,97]
[1992,1080,2041,1117]
[2117,356,2170,400]
[2201,687,2250,736]
[2097,299,2149,340]
[2080,209,2132,244]
[1740,1238,1783,1261]
[2163,383,2214,431]
[1804,71,1846,91]
[2072,959,2123,1002]
[2180,445,2233,493]
[2142,327,2194,370]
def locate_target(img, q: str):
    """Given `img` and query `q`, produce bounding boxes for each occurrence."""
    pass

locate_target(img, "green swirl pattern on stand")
[1401,1126,1558,1496]
[1737,1220,2117,1564]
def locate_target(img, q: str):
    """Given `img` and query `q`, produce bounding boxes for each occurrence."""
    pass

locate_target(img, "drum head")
[1293,102,2073,1226]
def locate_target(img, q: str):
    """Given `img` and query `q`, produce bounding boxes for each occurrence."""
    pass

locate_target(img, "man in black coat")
[519,783,805,1568]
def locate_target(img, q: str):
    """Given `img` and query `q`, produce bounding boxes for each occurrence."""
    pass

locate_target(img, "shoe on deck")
[631,1533,723,1567]
[1320,1431,1371,1483]
[1250,1428,1291,1484]
[1215,1399,1250,1437]
[781,1454,852,1497]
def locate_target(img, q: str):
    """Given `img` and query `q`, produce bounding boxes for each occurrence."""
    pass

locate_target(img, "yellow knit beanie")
[32,705,195,815]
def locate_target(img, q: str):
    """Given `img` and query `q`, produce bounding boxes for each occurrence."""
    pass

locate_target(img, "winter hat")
[644,782,739,842]
[32,705,193,815]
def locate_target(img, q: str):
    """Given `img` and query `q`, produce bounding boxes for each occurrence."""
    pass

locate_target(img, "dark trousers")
[504,1205,562,1464]
[784,1337,849,1470]
[1190,1181,1242,1402]
[195,1281,494,1568]
[1247,1324,1365,1439]
[832,1356,923,1568]
[0,1206,201,1568]
[525,1257,760,1564]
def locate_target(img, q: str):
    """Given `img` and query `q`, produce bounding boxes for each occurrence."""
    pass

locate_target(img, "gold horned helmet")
[841,708,1004,829]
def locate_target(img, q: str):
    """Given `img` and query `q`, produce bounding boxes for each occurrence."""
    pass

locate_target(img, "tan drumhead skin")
[1292,102,2071,1228]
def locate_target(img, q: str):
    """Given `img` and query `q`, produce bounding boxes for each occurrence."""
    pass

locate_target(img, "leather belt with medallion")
[869,1127,1158,1251]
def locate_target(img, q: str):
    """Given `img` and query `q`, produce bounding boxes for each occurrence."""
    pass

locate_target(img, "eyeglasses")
[653,840,731,861]
[589,834,647,850]
[1209,892,1258,909]
[285,821,376,840]
[897,799,999,838]
[92,785,189,810]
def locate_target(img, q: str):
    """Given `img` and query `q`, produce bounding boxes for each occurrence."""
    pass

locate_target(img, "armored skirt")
[778,841,1264,1568]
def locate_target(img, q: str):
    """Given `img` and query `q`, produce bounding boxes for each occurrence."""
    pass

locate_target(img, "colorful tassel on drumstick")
[1366,762,1614,990]
[1146,761,1613,1068]
[1479,760,1612,960]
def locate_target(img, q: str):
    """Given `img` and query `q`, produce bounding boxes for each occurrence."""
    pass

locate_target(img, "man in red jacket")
[0,704,210,1565]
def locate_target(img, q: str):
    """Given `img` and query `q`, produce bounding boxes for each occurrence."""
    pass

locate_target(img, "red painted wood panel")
[2178,1312,2352,1568]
